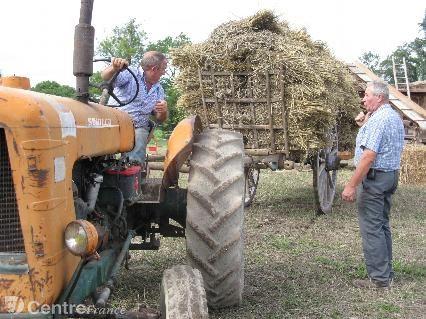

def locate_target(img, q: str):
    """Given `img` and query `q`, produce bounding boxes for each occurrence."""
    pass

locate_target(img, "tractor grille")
[0,129,25,253]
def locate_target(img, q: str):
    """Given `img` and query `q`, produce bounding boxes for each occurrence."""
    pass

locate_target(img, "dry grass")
[400,144,426,185]
[171,10,360,153]
[111,169,426,318]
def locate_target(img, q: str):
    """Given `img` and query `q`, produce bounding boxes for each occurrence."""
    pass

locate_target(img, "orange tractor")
[0,1,245,318]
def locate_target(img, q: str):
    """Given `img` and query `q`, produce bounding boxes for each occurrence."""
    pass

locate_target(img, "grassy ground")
[111,168,426,318]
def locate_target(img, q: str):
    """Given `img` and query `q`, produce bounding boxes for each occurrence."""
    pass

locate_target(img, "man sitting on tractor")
[101,51,168,163]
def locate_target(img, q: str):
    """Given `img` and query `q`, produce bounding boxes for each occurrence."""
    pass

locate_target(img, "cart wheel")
[244,166,260,207]
[312,127,339,214]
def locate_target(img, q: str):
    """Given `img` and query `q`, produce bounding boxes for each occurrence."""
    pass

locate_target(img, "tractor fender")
[162,116,202,188]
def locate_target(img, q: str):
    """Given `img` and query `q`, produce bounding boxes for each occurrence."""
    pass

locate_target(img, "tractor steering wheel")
[91,58,139,107]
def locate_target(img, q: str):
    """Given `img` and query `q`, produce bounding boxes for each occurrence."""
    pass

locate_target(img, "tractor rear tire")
[160,265,209,319]
[186,129,245,309]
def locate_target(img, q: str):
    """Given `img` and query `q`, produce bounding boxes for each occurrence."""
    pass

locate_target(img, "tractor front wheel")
[186,129,245,309]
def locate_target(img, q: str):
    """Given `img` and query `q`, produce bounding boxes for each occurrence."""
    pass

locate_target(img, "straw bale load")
[400,144,426,185]
[171,10,359,155]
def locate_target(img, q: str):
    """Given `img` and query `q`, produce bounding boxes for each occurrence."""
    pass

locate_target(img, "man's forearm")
[348,150,376,188]
[101,66,117,81]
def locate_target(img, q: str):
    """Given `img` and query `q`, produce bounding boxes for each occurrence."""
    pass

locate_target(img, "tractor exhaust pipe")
[73,0,95,103]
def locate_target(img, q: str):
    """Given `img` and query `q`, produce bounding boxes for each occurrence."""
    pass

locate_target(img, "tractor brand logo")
[87,117,113,127]
[3,296,25,313]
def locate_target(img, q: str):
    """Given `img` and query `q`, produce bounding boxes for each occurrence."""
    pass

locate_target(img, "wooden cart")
[196,68,341,213]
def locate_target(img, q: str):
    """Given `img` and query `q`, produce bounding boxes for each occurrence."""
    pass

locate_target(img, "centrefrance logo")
[1,296,125,315]
[3,296,25,313]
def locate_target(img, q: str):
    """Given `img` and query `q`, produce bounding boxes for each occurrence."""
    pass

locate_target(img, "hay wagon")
[196,68,343,213]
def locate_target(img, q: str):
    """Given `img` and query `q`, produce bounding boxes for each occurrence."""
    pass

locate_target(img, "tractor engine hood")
[0,86,134,159]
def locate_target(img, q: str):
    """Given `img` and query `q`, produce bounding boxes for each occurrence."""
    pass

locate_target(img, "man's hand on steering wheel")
[111,57,129,73]
[93,57,139,107]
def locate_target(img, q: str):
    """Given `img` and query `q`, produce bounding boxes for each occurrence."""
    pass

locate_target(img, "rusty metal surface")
[162,116,202,188]
[0,76,31,90]
[0,86,135,311]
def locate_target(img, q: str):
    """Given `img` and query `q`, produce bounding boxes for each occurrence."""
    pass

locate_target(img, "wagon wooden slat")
[197,68,340,213]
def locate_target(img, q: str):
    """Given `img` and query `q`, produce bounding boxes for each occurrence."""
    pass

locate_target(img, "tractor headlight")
[65,220,98,256]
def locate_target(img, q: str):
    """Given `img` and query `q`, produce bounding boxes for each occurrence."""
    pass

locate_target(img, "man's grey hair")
[367,80,389,100]
[140,51,166,70]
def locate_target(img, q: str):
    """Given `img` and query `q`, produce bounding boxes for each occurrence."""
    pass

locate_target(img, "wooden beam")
[266,71,275,153]
[211,73,223,128]
[208,124,285,130]
[201,71,279,76]
[197,68,209,124]
[248,76,259,148]
[203,97,282,104]
[280,66,289,156]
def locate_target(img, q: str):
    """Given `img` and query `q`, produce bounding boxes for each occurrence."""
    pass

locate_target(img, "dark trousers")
[357,169,399,283]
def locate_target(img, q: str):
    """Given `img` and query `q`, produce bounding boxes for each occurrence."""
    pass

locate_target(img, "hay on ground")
[400,144,426,185]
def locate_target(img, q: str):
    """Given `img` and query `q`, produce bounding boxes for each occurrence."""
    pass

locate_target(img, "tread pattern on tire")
[186,129,245,309]
[160,265,209,319]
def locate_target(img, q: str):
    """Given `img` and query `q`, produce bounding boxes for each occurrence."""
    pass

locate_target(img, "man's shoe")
[353,278,390,289]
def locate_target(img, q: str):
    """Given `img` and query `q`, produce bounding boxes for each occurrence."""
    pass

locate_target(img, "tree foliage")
[380,38,425,83]
[89,71,103,99]
[147,33,191,54]
[360,15,426,83]
[32,80,75,98]
[161,77,187,132]
[97,18,147,65]
[359,51,381,75]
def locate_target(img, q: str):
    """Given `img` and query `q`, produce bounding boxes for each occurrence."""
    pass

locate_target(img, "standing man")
[101,51,168,163]
[342,81,404,289]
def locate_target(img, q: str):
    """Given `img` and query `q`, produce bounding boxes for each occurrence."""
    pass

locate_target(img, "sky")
[0,0,424,87]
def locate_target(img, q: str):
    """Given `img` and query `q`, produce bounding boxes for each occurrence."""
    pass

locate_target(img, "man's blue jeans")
[127,127,150,163]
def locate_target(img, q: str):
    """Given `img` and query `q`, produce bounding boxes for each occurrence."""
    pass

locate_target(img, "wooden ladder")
[392,56,411,99]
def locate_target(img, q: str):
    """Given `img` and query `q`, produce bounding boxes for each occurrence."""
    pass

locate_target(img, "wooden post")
[280,66,289,156]
[248,76,259,148]
[197,68,209,125]
[230,74,237,130]
[265,71,275,152]
[211,73,223,128]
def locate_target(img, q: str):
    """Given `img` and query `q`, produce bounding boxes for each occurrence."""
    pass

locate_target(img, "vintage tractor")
[0,1,245,318]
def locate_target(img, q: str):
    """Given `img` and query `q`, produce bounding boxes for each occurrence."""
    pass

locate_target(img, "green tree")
[379,37,426,83]
[32,81,75,98]
[359,51,381,75]
[147,33,191,53]
[161,77,187,132]
[408,37,426,81]
[97,18,147,64]
[359,14,426,83]
[88,71,103,100]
